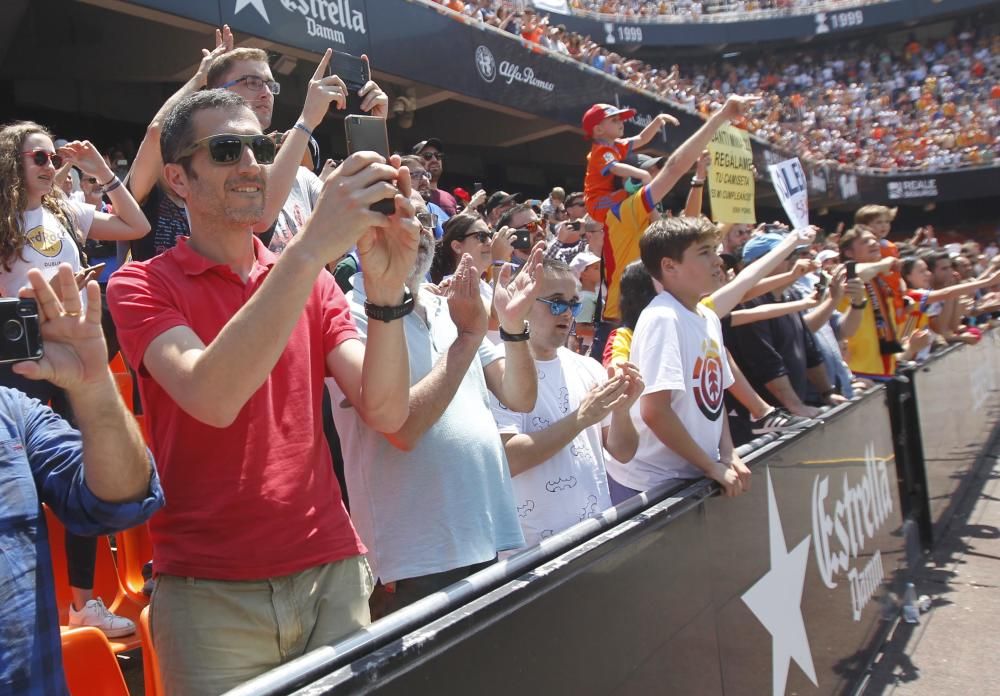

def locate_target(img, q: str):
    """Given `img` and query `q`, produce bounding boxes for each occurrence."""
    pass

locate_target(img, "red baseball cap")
[582,103,636,138]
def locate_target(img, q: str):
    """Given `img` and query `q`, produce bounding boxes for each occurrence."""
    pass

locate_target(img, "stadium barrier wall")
[225,334,1000,696]
[115,0,998,208]
[554,0,998,47]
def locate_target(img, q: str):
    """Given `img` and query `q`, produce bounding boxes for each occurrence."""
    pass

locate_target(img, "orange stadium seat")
[60,626,129,696]
[139,606,164,696]
[44,505,143,653]
[115,521,153,607]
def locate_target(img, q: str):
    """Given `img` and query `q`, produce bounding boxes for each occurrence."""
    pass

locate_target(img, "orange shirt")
[584,139,631,223]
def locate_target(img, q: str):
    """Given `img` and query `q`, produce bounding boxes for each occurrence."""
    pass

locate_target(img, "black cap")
[637,153,666,171]
[411,138,443,155]
[486,191,521,215]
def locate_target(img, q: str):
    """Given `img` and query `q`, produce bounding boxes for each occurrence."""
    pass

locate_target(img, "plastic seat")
[109,352,134,412]
[61,626,129,696]
[44,505,143,653]
[115,521,153,607]
[139,606,163,696]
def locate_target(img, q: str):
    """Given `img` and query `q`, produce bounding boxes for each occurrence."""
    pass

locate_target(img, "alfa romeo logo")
[475,45,496,83]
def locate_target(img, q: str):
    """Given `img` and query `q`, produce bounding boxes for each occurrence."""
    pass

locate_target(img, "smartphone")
[814,271,830,296]
[344,115,396,215]
[473,182,484,192]
[569,221,582,231]
[327,51,370,113]
[79,262,107,278]
[512,228,532,250]
[0,298,42,364]
[845,261,857,280]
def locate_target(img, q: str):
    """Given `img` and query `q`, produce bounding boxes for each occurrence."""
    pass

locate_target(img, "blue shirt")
[427,201,449,240]
[0,387,164,694]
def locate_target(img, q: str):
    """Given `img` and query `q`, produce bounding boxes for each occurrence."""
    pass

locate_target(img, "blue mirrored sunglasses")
[537,297,582,318]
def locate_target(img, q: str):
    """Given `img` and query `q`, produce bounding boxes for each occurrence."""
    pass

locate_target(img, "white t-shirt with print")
[1,201,94,298]
[606,291,734,490]
[491,347,612,548]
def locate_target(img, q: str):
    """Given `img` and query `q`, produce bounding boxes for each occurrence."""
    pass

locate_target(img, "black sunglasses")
[22,150,64,169]
[459,230,494,244]
[175,134,276,165]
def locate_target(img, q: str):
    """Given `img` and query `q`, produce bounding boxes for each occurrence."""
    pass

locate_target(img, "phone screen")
[344,115,395,215]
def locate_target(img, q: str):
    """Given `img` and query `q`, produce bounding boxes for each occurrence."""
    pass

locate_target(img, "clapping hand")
[13,265,108,391]
[446,254,488,338]
[493,242,546,333]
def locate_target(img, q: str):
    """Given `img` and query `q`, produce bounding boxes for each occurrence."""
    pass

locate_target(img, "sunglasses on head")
[23,150,64,168]
[175,134,276,165]
[421,151,443,161]
[459,229,494,244]
[537,297,582,318]
[220,75,281,95]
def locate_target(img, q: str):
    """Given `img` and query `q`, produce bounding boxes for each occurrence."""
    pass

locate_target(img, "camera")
[0,298,42,364]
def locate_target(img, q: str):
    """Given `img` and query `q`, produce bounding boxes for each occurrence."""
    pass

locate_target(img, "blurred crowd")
[436,1,999,172]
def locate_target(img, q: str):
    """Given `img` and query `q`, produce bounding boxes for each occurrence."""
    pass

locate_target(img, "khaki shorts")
[150,556,373,696]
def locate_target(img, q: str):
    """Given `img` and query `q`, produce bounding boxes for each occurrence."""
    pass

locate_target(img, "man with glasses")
[490,258,642,548]
[107,89,418,694]
[331,191,545,617]
[412,138,457,216]
[400,155,447,239]
[497,203,544,266]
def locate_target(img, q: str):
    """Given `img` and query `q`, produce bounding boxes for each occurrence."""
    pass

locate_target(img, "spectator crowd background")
[436,0,999,171]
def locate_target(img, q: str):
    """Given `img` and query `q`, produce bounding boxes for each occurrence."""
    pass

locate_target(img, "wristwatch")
[850,298,869,309]
[364,289,414,322]
[499,323,530,342]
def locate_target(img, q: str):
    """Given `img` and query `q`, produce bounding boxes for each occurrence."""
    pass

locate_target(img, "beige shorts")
[150,555,373,696]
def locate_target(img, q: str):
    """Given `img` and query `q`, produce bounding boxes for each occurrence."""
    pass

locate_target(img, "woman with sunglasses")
[0,120,150,640]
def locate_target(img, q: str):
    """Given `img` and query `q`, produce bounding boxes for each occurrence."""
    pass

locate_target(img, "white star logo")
[741,470,818,696]
[235,0,270,23]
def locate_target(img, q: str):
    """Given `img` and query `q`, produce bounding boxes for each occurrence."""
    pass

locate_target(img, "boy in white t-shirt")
[605,217,750,504]
[491,259,642,548]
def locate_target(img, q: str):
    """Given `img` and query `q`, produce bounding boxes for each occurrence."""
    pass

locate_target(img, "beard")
[407,229,436,295]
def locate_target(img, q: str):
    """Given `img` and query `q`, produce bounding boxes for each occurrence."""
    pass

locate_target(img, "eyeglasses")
[175,134,276,165]
[410,170,431,180]
[421,151,444,161]
[416,212,439,230]
[523,220,541,233]
[22,150,64,168]
[537,297,582,318]
[459,229,494,244]
[220,75,281,95]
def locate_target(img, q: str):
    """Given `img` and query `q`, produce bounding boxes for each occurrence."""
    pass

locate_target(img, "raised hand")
[358,55,389,118]
[355,156,420,305]
[695,150,711,179]
[446,254,488,338]
[491,226,515,263]
[493,241,546,333]
[13,265,108,391]
[58,141,114,182]
[720,94,761,120]
[195,25,234,87]
[301,49,349,128]
[658,113,680,128]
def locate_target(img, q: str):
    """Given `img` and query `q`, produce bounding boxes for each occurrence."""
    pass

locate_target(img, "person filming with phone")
[106,89,419,694]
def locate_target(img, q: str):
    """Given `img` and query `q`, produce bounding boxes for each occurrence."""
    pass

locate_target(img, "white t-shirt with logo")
[606,291,734,490]
[491,347,612,548]
[1,201,94,298]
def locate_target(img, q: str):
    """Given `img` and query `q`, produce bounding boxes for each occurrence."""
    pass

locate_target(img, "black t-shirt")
[723,292,822,413]
[127,182,189,262]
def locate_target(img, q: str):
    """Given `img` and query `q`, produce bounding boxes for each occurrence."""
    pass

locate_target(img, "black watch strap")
[364,289,414,322]
[499,323,530,342]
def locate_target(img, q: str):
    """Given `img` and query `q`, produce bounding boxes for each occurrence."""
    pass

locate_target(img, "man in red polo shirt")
[107,89,419,695]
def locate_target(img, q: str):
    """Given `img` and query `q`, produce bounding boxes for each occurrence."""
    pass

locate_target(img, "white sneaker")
[67,598,136,638]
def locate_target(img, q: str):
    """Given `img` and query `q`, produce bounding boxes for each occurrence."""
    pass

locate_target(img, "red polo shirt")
[107,236,364,580]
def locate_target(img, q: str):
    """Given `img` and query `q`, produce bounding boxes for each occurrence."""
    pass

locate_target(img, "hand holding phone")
[512,229,532,251]
[327,50,371,114]
[344,115,396,215]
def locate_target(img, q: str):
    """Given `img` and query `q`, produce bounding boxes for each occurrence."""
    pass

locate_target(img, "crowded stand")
[2,6,1000,696]
[568,0,872,20]
[438,1,999,171]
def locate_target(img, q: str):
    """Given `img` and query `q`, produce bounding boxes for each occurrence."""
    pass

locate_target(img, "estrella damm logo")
[24,225,62,258]
[692,339,724,421]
